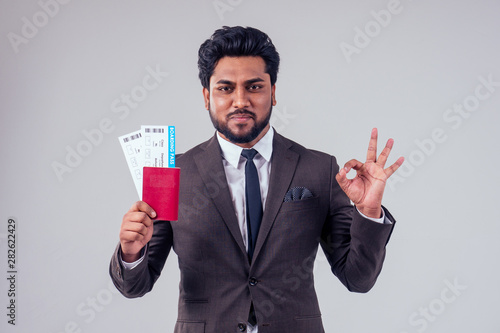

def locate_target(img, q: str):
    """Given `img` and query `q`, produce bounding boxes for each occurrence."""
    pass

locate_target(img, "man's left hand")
[335,128,404,219]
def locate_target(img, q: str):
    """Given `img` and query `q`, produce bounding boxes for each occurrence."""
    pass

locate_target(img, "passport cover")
[142,167,180,221]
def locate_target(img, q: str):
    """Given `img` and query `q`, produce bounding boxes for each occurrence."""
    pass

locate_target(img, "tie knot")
[241,148,258,161]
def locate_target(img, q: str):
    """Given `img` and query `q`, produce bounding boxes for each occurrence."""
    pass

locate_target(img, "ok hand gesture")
[335,128,404,219]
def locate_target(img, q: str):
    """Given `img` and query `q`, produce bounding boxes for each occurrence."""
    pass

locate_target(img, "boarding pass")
[119,125,175,198]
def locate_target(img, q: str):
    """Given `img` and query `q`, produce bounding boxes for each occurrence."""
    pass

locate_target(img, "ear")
[202,87,210,110]
[271,85,277,106]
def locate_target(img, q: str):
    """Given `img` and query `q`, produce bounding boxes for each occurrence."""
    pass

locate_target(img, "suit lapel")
[252,132,299,262]
[193,135,248,257]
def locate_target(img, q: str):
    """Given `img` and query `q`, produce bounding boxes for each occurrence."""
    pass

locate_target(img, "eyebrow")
[215,78,265,85]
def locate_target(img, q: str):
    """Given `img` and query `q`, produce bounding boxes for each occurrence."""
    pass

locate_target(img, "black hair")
[198,26,280,89]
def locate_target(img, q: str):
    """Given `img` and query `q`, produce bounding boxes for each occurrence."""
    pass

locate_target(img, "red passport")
[142,167,180,221]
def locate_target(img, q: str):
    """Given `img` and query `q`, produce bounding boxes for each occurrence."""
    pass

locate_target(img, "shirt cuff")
[356,207,391,224]
[120,245,147,270]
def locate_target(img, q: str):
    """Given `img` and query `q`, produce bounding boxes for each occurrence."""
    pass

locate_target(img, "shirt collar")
[216,127,274,169]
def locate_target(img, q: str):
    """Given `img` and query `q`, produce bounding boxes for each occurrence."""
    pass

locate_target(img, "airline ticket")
[119,125,175,198]
[142,125,169,168]
[118,130,144,198]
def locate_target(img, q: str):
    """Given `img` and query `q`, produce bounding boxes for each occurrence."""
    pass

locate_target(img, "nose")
[232,86,250,109]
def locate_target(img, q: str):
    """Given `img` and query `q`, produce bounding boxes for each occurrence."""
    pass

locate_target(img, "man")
[110,26,404,333]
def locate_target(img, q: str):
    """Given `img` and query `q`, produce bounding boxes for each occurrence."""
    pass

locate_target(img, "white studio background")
[1,0,499,332]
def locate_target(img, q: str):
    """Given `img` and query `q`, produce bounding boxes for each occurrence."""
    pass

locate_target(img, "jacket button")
[249,277,258,286]
[238,323,247,331]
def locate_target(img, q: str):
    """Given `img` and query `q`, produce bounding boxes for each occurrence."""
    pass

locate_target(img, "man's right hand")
[119,201,156,263]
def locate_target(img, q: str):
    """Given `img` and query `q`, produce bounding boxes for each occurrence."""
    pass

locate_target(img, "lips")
[231,115,252,120]
[228,110,255,122]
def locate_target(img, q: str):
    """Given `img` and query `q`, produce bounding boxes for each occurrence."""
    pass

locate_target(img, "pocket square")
[284,187,313,202]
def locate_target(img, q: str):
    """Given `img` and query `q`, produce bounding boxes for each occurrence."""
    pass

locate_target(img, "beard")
[209,105,272,144]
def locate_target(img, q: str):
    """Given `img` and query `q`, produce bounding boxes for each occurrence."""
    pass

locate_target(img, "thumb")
[130,201,157,219]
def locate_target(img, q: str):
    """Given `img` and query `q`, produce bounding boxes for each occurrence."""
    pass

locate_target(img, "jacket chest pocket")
[279,196,320,213]
[274,196,325,239]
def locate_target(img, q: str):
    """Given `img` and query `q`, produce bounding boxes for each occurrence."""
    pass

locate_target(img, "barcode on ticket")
[145,128,165,133]
[122,133,142,143]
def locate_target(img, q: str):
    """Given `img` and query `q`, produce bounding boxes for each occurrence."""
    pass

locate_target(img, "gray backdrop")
[1,0,499,332]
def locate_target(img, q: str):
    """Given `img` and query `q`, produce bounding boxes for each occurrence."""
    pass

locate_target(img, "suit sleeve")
[320,156,396,293]
[109,220,174,298]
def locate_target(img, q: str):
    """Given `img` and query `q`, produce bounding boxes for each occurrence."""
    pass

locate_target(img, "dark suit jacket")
[110,132,395,333]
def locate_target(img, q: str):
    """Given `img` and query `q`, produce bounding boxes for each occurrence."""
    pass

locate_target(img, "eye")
[217,86,232,92]
[248,85,262,91]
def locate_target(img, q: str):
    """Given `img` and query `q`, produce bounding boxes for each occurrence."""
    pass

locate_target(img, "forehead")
[211,56,269,83]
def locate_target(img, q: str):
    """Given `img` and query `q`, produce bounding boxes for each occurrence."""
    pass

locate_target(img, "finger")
[335,167,351,192]
[125,211,153,228]
[120,230,148,243]
[128,201,157,219]
[122,220,149,237]
[366,128,378,162]
[384,156,405,178]
[343,159,364,173]
[376,138,394,168]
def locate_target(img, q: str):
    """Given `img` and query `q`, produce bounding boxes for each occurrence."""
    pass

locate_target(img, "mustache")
[227,109,256,119]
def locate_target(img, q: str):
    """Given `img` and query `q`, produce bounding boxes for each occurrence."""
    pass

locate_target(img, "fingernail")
[152,211,157,218]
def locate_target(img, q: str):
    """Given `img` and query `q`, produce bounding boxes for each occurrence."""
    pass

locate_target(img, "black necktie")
[241,148,262,261]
